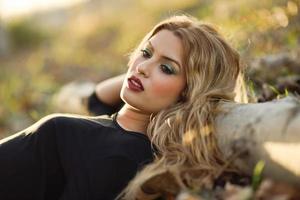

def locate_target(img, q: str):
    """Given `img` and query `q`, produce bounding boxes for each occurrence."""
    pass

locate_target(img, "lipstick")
[127,75,144,92]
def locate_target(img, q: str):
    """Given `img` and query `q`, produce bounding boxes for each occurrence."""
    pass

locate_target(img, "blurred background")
[0,0,299,137]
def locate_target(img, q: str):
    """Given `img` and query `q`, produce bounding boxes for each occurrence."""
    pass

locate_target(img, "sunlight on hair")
[183,124,212,146]
[182,130,197,145]
[199,124,213,137]
[234,73,249,103]
[166,118,172,129]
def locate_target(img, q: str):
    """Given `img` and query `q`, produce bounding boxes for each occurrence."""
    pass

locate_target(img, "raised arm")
[86,74,125,115]
[94,73,125,107]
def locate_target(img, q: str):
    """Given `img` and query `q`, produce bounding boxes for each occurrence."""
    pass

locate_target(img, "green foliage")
[268,84,281,96]
[252,160,265,191]
[6,19,50,50]
[285,88,289,96]
[247,79,257,102]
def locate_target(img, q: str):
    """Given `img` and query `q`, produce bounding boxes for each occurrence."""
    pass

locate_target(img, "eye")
[160,64,175,75]
[141,49,152,58]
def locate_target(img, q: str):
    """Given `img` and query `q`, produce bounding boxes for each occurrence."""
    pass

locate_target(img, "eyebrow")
[147,41,182,70]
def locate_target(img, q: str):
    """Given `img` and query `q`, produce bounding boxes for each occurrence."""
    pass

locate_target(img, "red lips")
[127,75,144,92]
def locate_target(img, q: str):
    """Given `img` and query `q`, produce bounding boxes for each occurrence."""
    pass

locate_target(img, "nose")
[136,60,150,78]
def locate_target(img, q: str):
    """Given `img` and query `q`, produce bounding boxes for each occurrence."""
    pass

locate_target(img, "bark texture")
[216,96,300,185]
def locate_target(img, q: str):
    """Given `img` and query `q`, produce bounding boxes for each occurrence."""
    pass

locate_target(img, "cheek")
[150,77,184,98]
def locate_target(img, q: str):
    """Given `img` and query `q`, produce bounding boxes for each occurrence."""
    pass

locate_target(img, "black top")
[0,93,154,200]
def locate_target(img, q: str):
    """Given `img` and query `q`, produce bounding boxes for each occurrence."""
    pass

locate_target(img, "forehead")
[148,30,183,63]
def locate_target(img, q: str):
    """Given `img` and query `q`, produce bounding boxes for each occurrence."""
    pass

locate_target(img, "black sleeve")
[0,116,64,200]
[87,91,124,116]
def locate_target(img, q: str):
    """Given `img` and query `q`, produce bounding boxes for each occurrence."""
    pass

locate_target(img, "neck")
[116,104,151,134]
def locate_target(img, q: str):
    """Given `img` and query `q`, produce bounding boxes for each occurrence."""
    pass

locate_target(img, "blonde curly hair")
[117,14,248,200]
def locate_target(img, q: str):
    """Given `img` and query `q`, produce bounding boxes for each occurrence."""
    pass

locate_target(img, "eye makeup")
[145,41,182,71]
[141,46,177,75]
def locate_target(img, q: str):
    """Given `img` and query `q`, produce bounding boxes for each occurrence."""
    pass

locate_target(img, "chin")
[121,89,169,114]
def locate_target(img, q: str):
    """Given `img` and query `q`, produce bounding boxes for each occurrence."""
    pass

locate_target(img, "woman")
[0,15,247,200]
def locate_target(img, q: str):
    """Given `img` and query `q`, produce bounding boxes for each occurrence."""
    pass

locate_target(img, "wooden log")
[52,81,95,114]
[216,96,300,185]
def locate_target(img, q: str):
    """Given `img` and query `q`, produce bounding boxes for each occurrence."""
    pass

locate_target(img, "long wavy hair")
[117,15,248,200]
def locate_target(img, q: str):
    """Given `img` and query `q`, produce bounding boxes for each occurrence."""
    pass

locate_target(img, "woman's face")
[120,29,186,114]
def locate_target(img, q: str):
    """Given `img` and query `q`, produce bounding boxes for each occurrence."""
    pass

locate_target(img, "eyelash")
[140,49,175,75]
